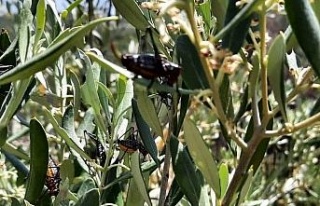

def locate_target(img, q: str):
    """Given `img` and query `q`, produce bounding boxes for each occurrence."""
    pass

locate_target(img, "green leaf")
[131,152,152,206]
[74,188,100,206]
[101,164,122,204]
[170,137,201,205]
[0,16,118,85]
[310,96,320,116]
[59,159,75,183]
[285,0,320,79]
[267,33,287,121]
[0,29,16,66]
[197,1,213,35]
[34,0,46,52]
[25,119,48,204]
[18,0,33,63]
[252,119,272,172]
[183,119,220,197]
[176,92,190,136]
[113,77,133,136]
[77,178,96,197]
[86,51,134,78]
[234,85,249,123]
[126,178,145,206]
[165,178,184,206]
[42,107,92,162]
[136,90,163,138]
[111,0,150,30]
[236,167,253,205]
[219,75,234,119]
[211,0,227,31]
[80,51,108,135]
[221,0,253,53]
[103,157,162,191]
[70,70,81,118]
[0,77,35,129]
[311,0,320,22]
[132,98,159,165]
[62,104,77,139]
[219,163,229,198]
[214,0,263,41]
[175,35,209,89]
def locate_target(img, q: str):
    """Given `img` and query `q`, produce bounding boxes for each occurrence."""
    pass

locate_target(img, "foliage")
[0,0,320,205]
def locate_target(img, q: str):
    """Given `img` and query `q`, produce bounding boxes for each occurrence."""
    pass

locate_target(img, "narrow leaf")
[0,17,118,85]
[285,0,320,79]
[34,0,46,51]
[136,90,163,137]
[219,163,229,198]
[183,119,220,197]
[132,99,159,165]
[112,0,150,30]
[170,137,201,205]
[131,152,152,206]
[175,35,209,89]
[267,33,287,121]
[25,119,48,204]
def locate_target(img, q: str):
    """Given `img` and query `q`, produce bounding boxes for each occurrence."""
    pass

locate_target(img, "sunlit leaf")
[0,17,118,85]
[267,33,287,121]
[131,152,152,206]
[112,0,150,30]
[183,119,220,197]
[219,163,229,199]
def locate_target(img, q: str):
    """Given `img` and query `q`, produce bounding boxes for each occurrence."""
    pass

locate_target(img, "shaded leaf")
[221,0,252,53]
[170,137,201,205]
[24,119,48,205]
[236,167,253,205]
[132,98,159,165]
[310,97,320,116]
[285,0,320,79]
[165,178,184,206]
[136,90,163,137]
[215,0,263,41]
[74,188,100,206]
[175,35,209,89]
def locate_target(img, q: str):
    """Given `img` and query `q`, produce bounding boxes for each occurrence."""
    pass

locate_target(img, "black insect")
[84,128,148,164]
[116,129,148,156]
[45,158,61,196]
[121,28,182,86]
[84,130,107,166]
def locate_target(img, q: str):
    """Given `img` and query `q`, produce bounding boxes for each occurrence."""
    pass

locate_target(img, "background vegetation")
[0,0,320,205]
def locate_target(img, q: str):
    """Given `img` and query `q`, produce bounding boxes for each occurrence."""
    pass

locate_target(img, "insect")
[84,130,107,166]
[116,129,148,157]
[84,128,148,164]
[121,28,182,86]
[45,158,61,196]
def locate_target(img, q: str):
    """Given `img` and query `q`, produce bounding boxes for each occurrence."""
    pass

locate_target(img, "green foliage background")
[0,0,320,205]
